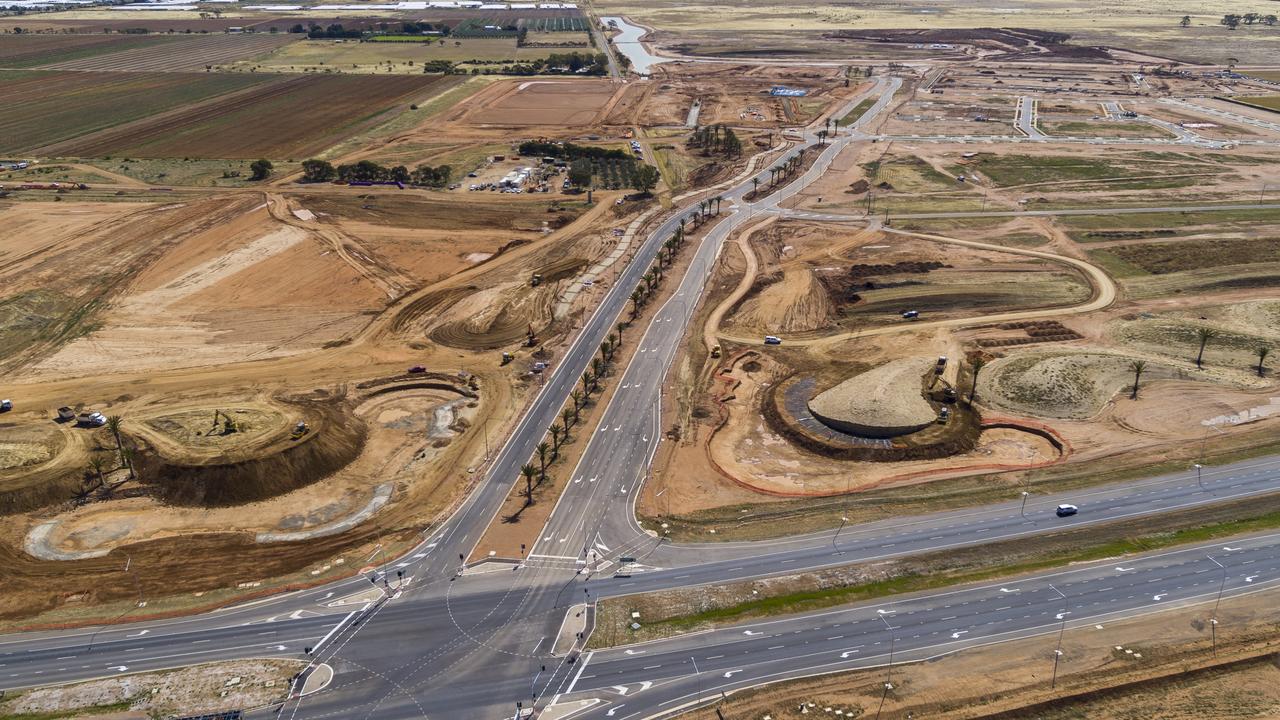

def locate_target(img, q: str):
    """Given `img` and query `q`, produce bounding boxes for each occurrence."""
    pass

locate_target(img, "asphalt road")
[563,531,1280,719]
[3,74,1280,720]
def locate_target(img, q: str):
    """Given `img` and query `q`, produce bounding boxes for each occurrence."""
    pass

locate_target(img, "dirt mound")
[429,281,557,351]
[808,357,937,437]
[134,395,366,507]
[734,268,836,334]
[980,352,1178,419]
[846,179,869,195]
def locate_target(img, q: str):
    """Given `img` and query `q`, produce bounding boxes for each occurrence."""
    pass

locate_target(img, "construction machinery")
[710,344,721,358]
[501,352,514,365]
[291,421,309,440]
[530,273,543,287]
[526,322,538,347]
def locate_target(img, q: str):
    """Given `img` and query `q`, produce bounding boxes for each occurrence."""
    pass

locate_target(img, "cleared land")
[455,78,621,126]
[44,73,458,159]
[0,69,271,155]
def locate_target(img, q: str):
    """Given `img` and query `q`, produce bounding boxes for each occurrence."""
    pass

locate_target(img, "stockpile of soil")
[807,356,937,437]
[135,396,366,507]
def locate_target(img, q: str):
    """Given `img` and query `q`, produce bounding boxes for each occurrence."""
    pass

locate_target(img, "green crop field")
[1234,95,1280,112]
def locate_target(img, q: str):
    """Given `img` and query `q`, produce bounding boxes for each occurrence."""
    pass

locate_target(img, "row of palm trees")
[767,153,806,189]
[517,215,699,505]
[519,323,630,505]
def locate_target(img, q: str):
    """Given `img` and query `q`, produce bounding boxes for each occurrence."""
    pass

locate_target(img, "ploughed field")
[0,69,271,155]
[1,70,455,158]
[0,33,183,68]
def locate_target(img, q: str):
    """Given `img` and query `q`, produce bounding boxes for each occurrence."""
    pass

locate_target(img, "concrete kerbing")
[255,483,393,543]
[540,697,602,720]
[299,662,333,697]
[552,602,590,656]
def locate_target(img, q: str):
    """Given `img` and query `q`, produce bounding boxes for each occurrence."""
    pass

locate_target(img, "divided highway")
[2,74,1279,720]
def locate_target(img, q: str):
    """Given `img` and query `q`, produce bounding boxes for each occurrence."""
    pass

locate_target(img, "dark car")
[408,365,427,374]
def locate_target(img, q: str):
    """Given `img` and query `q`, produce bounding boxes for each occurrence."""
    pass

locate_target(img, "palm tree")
[520,464,537,503]
[1195,328,1218,369]
[616,321,626,343]
[698,199,708,218]
[105,415,128,473]
[581,371,595,394]
[600,340,612,362]
[561,406,576,430]
[1258,347,1271,377]
[87,455,106,491]
[713,195,723,214]
[1129,359,1147,399]
[536,442,550,483]
[752,177,759,194]
[630,290,643,319]
[968,357,986,404]
[549,423,563,452]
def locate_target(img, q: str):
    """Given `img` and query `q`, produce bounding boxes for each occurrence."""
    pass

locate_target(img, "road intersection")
[2,75,1280,720]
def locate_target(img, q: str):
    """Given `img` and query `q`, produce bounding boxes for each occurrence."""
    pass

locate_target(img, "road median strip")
[590,492,1280,648]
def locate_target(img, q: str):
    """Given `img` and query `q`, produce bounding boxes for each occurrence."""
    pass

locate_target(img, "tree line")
[301,158,452,187]
[1181,13,1280,27]
[687,124,743,158]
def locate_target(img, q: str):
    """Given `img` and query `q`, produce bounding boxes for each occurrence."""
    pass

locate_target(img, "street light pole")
[1049,583,1068,690]
[1020,491,1030,518]
[875,614,896,720]
[1207,554,1227,658]
[1195,463,1204,492]
[834,514,849,555]
[691,655,702,706]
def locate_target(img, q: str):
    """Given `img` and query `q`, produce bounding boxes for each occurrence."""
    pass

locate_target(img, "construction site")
[7,3,1280,716]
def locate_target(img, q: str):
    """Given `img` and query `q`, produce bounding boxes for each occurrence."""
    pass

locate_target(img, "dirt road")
[715,223,1118,349]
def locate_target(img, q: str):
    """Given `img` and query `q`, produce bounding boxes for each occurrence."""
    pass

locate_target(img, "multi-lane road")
[2,74,1280,720]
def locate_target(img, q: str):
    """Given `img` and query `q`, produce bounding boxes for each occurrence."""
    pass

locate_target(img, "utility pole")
[1049,584,1068,690]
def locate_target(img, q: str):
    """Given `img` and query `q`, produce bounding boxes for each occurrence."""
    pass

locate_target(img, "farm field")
[453,78,622,126]
[1234,95,1280,113]
[0,33,181,68]
[240,36,552,72]
[46,73,459,159]
[38,33,295,72]
[0,69,272,155]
